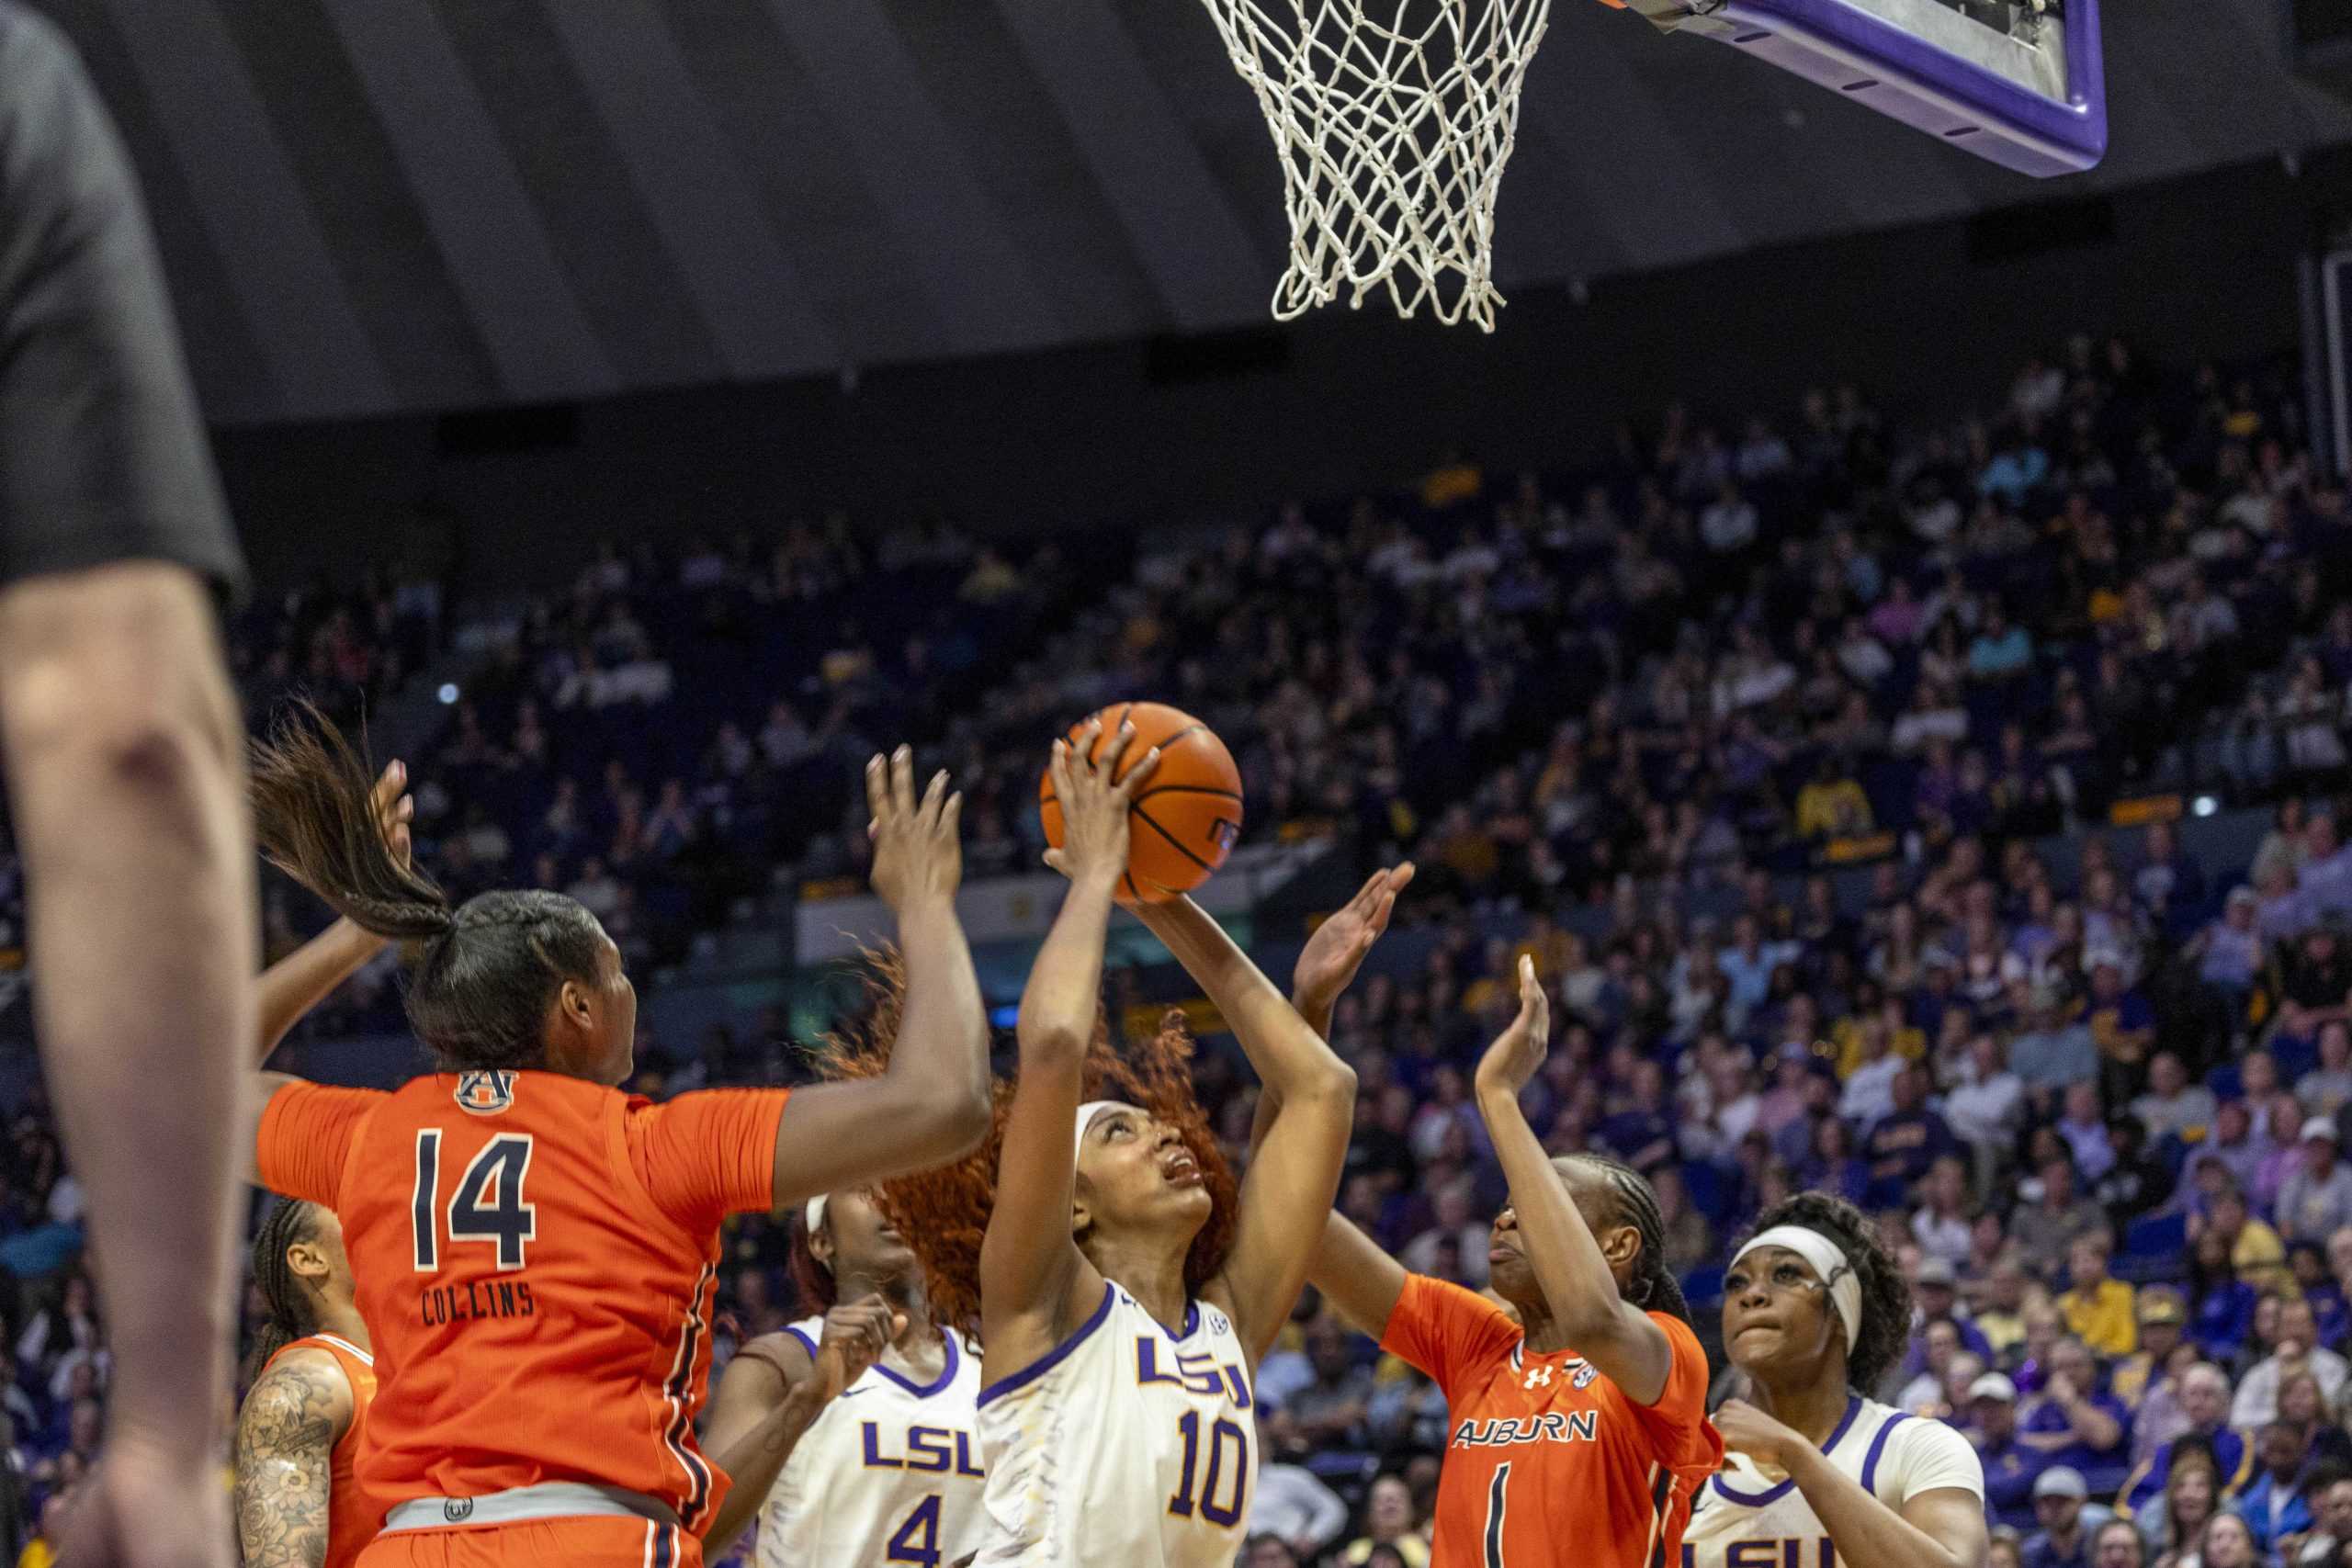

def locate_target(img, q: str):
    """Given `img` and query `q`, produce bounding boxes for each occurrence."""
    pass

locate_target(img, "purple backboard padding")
[1710,0,2106,175]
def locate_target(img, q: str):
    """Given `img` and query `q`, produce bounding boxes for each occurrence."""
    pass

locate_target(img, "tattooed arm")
[234,1347,353,1568]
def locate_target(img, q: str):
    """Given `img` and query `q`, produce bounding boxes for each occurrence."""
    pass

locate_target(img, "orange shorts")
[356,1518,698,1568]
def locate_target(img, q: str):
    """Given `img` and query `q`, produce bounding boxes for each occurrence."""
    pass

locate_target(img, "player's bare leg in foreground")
[0,565,254,1566]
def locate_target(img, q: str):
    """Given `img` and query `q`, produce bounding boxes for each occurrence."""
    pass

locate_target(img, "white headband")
[804,1194,829,1233]
[1733,1225,1862,1356]
[1074,1100,1137,1161]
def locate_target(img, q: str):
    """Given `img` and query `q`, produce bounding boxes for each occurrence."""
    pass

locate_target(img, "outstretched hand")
[1293,862,1415,1021]
[867,747,963,912]
[1473,955,1549,1102]
[1041,718,1158,891]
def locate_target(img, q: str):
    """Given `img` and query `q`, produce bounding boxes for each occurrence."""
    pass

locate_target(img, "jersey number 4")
[412,1131,537,1272]
[886,1495,943,1566]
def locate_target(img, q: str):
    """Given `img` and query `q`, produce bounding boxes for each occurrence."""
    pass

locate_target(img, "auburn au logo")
[453,1070,517,1115]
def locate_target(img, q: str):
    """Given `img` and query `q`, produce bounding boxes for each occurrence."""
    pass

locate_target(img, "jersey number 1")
[1485,1461,1512,1568]
[412,1131,537,1271]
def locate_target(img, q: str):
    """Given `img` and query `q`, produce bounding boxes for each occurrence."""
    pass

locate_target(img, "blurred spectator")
[2235,1422,2320,1555]
[2060,1235,2140,1359]
[2024,1466,2092,1568]
[2233,1299,2348,1429]
[1340,1474,1430,1568]
[2126,1369,2253,1509]
[2278,1124,2352,1246]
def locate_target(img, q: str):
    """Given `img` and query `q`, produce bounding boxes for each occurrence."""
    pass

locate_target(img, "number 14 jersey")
[255,1071,789,1529]
[971,1282,1256,1567]
[1383,1275,1724,1568]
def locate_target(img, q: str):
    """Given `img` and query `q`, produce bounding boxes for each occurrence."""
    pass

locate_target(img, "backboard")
[1610,0,2106,176]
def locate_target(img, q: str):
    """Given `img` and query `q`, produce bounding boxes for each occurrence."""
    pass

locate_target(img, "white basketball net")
[1197,0,1555,331]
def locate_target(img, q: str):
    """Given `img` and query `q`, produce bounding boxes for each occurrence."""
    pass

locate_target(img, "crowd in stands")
[0,324,2346,1567]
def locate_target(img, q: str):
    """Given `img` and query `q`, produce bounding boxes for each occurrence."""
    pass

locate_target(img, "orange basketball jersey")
[1382,1275,1724,1568]
[262,1331,380,1568]
[256,1070,788,1533]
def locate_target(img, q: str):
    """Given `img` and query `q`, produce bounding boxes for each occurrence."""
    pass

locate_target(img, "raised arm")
[699,1296,900,1555]
[978,722,1148,1345]
[1307,1210,1411,1342]
[233,1346,352,1568]
[1130,876,1388,1359]
[1476,957,1673,1404]
[768,749,992,1201]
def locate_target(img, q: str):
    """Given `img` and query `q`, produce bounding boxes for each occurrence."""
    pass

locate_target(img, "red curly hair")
[808,950,1238,1339]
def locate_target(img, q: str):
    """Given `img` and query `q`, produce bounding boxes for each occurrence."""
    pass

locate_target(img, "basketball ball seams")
[1130,806,1216,872]
[1133,784,1244,804]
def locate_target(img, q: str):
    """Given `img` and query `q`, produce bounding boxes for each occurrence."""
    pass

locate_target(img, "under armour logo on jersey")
[1523,1365,1553,1390]
[453,1070,517,1115]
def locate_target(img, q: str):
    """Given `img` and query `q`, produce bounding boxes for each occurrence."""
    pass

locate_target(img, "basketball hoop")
[1196,0,1555,331]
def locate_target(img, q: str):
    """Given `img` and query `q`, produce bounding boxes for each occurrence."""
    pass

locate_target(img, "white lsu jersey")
[1681,1395,1984,1568]
[972,1281,1255,1568]
[752,1316,987,1568]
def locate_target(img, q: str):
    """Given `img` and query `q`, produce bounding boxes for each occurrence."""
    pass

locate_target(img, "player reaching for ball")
[1295,952,1724,1568]
[236,705,992,1568]
[1683,1194,1987,1568]
[881,717,1387,1567]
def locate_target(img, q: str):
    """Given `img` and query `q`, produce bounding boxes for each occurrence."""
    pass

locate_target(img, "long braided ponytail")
[1566,1154,1694,1329]
[249,1198,324,1374]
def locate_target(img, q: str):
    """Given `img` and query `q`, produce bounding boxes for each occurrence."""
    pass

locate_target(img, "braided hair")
[249,1198,326,1372]
[249,701,608,1072]
[1564,1154,1694,1329]
[1734,1191,1911,1395]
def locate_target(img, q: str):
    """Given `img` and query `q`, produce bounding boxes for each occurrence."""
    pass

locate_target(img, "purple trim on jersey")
[1859,1411,1911,1495]
[977,1282,1117,1407]
[869,1327,962,1399]
[1712,1396,1863,1505]
[782,1325,820,1360]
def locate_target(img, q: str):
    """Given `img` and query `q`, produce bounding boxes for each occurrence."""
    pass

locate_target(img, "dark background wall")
[28,0,2352,424]
[221,150,2352,597]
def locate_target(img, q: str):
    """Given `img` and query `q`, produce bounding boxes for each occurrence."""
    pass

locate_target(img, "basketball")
[1037,702,1243,903]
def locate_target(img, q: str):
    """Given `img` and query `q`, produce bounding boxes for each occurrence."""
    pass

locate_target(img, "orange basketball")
[1037,702,1244,904]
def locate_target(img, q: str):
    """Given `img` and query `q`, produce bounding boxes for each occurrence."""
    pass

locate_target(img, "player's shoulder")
[243,1343,356,1429]
[1862,1399,1984,1490]
[731,1323,820,1385]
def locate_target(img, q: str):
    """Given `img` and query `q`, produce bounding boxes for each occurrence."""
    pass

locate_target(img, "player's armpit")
[234,1349,350,1568]
[1306,1211,1408,1342]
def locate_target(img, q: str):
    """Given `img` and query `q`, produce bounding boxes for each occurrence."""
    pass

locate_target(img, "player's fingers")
[1099,719,1136,781]
[865,753,890,825]
[1071,718,1104,779]
[942,791,964,837]
[921,768,950,826]
[1115,745,1162,799]
[890,745,916,818]
[371,758,405,814]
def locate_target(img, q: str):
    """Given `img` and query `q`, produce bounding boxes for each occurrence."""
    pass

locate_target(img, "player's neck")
[316,1299,371,1352]
[1747,1368,1852,1447]
[1090,1236,1191,1335]
[1517,1303,1576,1358]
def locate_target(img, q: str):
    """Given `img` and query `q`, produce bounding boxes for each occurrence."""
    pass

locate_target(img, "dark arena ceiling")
[40,0,2352,423]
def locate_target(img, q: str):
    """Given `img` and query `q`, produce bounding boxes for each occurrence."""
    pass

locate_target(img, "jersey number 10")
[1167,1410,1250,1528]
[412,1131,538,1272]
